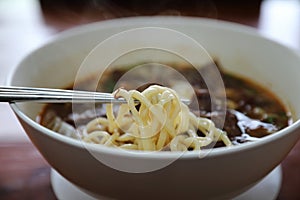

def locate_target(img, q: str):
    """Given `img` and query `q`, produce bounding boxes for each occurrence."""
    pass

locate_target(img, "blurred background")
[0,0,300,199]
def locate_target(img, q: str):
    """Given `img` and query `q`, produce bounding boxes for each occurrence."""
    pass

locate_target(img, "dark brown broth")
[38,63,292,147]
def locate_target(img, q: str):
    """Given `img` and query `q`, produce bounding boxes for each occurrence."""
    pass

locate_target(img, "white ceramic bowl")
[7,17,300,200]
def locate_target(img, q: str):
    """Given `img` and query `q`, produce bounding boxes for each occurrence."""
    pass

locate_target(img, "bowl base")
[51,166,282,200]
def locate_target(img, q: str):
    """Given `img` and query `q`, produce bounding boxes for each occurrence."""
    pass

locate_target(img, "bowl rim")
[7,16,300,160]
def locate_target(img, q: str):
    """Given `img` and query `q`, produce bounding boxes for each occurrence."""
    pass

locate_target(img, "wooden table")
[1,0,300,199]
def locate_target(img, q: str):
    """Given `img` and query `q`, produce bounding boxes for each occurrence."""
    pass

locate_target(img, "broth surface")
[38,63,292,148]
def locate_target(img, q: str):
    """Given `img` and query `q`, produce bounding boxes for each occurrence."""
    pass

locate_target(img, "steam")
[39,0,219,25]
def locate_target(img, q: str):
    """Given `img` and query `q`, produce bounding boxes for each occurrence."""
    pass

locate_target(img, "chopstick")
[0,86,190,104]
[0,86,124,103]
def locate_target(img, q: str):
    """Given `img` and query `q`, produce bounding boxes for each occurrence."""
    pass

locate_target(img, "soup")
[37,63,292,151]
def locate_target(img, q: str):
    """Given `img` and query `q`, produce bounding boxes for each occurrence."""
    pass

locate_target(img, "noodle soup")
[38,63,291,151]
[10,17,300,199]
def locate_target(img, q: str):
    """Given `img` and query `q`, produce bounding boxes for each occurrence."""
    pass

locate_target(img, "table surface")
[1,0,300,199]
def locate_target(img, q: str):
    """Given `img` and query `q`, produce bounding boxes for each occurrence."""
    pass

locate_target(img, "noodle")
[80,85,232,151]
